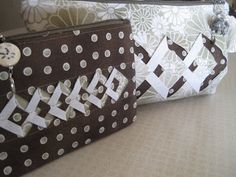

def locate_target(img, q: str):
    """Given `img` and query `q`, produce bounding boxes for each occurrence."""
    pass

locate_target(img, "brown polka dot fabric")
[0,20,137,177]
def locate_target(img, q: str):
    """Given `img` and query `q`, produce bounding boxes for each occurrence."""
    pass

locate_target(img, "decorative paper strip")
[135,34,227,99]
[0,68,128,137]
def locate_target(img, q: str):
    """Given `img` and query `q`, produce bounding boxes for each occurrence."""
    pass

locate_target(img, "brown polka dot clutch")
[0,19,137,177]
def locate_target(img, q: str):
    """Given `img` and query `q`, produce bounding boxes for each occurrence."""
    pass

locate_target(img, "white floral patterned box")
[21,0,236,104]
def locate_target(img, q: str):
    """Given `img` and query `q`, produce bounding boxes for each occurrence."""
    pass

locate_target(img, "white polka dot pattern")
[112,122,117,128]
[72,141,79,148]
[47,85,55,94]
[98,115,105,122]
[13,113,22,122]
[99,127,105,134]
[63,63,70,71]
[76,45,83,54]
[73,30,80,36]
[28,86,36,95]
[56,134,63,141]
[91,34,98,42]
[84,125,90,133]
[24,159,32,167]
[119,31,124,39]
[85,138,91,145]
[23,47,32,57]
[80,60,87,68]
[57,149,64,156]
[119,47,124,54]
[111,110,117,117]
[106,33,112,40]
[0,71,9,81]
[20,145,29,153]
[70,127,77,134]
[0,23,137,177]
[42,152,49,160]
[104,50,111,57]
[0,134,5,143]
[43,48,51,58]
[0,152,8,161]
[3,166,12,175]
[40,137,48,145]
[120,63,126,70]
[123,117,128,124]
[61,44,68,53]
[92,51,99,60]
[54,119,61,126]
[23,67,32,76]
[44,66,52,75]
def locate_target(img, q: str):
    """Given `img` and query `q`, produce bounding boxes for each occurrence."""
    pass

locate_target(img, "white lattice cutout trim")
[0,68,128,137]
[136,34,215,99]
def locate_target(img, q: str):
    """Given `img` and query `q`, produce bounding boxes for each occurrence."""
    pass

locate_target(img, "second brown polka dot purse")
[0,19,137,177]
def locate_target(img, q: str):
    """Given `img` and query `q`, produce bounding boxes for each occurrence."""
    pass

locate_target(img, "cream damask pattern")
[20,0,236,104]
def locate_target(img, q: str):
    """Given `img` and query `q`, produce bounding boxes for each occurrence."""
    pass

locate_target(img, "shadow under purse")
[0,19,137,177]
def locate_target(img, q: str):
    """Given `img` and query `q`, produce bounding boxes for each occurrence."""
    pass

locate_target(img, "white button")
[0,42,21,67]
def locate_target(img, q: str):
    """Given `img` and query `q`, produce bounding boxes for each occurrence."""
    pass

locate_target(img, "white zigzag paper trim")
[0,68,128,137]
[136,34,216,99]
